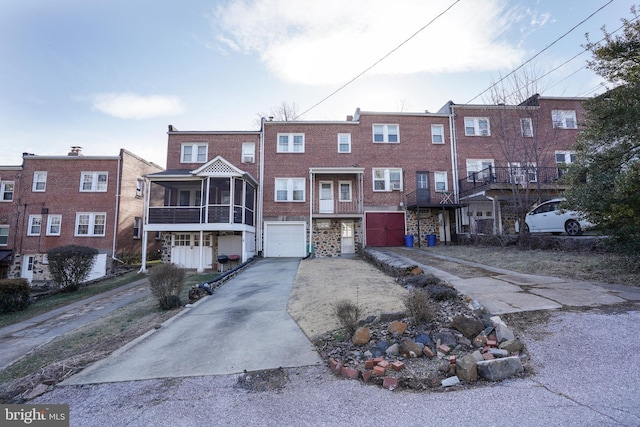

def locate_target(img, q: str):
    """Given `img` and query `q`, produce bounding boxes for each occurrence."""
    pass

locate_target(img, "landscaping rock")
[473,332,488,348]
[400,338,423,357]
[414,333,432,345]
[378,312,406,322]
[385,343,400,356]
[451,315,484,339]
[488,348,509,358]
[432,330,457,347]
[352,327,371,345]
[500,338,525,353]
[496,323,515,343]
[477,356,524,381]
[456,354,478,382]
[388,320,407,335]
[441,376,460,387]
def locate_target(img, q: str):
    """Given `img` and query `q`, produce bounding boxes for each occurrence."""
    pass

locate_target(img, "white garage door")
[264,222,306,257]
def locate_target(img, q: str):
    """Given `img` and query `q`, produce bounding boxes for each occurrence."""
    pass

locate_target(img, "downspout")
[257,118,265,256]
[448,106,460,234]
[308,169,313,256]
[139,176,149,273]
[112,153,124,267]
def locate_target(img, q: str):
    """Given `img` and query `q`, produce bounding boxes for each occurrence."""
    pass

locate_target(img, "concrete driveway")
[63,258,322,385]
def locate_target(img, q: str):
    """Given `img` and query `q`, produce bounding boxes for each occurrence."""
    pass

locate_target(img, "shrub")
[148,263,186,310]
[0,279,31,314]
[425,283,459,301]
[403,289,436,324]
[333,299,360,335]
[47,245,98,292]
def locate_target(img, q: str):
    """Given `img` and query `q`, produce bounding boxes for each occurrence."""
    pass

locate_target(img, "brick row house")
[0,148,163,283]
[140,94,585,270]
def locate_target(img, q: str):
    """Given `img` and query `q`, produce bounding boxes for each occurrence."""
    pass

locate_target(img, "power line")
[294,0,461,120]
[464,0,614,104]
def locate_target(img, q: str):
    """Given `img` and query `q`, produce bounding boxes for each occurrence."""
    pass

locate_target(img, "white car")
[524,199,590,236]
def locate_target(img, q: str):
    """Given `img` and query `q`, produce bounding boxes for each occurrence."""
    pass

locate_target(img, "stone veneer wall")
[312,219,362,257]
[404,209,440,247]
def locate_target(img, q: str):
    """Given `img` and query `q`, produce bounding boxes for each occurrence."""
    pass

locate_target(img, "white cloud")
[90,93,184,119]
[211,0,530,85]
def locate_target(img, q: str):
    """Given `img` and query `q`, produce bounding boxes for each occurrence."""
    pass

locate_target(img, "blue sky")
[0,0,631,167]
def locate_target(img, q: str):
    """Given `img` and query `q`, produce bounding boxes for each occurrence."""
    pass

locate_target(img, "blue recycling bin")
[427,234,437,247]
[404,234,414,247]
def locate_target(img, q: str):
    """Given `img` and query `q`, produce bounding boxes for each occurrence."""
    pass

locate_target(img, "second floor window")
[434,172,448,192]
[47,215,62,236]
[373,124,399,143]
[181,143,208,163]
[33,171,47,191]
[80,172,108,192]
[339,181,352,201]
[373,168,402,191]
[464,117,490,136]
[521,118,533,137]
[556,150,576,178]
[28,215,42,236]
[277,134,305,153]
[1,181,14,201]
[338,133,351,153]
[75,212,106,236]
[275,178,305,201]
[552,110,577,129]
[242,142,256,163]
[431,125,444,144]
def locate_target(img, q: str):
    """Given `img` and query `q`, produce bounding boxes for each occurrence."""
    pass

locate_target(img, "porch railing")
[313,198,363,215]
[405,189,455,208]
[458,166,565,196]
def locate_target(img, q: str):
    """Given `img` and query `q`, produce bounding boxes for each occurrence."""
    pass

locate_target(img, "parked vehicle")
[524,198,590,236]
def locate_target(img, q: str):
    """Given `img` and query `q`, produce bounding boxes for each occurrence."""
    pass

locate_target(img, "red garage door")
[366,212,405,247]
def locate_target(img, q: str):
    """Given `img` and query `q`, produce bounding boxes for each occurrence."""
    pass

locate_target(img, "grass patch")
[0,271,144,328]
[424,246,640,286]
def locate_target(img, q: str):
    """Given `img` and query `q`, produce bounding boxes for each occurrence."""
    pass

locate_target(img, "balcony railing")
[405,189,456,208]
[313,198,363,216]
[459,166,566,196]
[148,207,202,224]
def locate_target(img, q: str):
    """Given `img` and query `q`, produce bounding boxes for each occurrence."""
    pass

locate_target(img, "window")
[551,110,577,129]
[338,134,351,153]
[466,159,494,182]
[372,168,402,191]
[339,181,352,202]
[556,150,576,178]
[242,142,255,163]
[431,125,444,144]
[46,215,62,236]
[464,117,490,136]
[509,162,537,183]
[521,118,533,137]
[32,172,47,192]
[1,181,14,201]
[434,172,448,192]
[133,217,142,239]
[373,124,399,143]
[80,172,108,192]
[28,215,42,236]
[0,226,8,246]
[277,134,305,153]
[181,143,208,163]
[75,213,106,236]
[275,178,305,201]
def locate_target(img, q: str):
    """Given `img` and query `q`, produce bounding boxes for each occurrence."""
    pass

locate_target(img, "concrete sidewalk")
[0,278,150,371]
[381,247,640,314]
[63,258,322,385]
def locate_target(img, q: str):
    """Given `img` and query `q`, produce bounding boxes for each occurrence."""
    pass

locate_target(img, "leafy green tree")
[564,6,640,254]
[47,245,98,292]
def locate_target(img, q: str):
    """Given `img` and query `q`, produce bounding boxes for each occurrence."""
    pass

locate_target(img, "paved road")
[0,278,150,371]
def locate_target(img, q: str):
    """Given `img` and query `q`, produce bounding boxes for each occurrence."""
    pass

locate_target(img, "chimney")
[68,146,82,156]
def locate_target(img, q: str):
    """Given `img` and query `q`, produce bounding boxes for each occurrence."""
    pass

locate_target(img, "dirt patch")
[288,257,408,340]
[389,247,497,279]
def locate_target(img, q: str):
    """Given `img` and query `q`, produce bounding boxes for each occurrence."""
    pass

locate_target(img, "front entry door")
[319,181,334,213]
[341,221,355,254]
[22,255,35,282]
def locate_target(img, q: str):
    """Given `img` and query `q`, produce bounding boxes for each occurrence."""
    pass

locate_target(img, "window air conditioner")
[391,183,401,190]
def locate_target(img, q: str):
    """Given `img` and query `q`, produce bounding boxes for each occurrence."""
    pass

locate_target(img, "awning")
[0,250,13,264]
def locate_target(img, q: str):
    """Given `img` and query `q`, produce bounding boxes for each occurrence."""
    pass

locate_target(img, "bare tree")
[255,101,300,126]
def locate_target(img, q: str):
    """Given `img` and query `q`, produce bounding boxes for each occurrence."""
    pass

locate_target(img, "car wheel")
[524,223,530,233]
[565,219,582,236]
